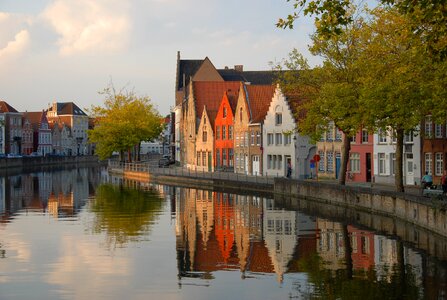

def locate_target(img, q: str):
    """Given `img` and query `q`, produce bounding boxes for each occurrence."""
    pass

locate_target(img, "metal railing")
[108,160,275,185]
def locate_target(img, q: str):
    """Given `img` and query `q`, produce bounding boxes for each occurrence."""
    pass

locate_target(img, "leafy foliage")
[88,86,163,160]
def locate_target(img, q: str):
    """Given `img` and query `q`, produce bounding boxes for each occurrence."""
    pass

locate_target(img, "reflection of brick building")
[348,225,375,273]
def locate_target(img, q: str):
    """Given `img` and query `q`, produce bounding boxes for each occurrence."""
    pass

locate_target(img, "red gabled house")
[214,91,238,171]
[349,128,374,182]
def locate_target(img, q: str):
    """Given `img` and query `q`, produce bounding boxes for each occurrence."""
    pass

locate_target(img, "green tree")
[277,0,447,59]
[358,8,441,191]
[88,86,163,161]
[277,16,365,185]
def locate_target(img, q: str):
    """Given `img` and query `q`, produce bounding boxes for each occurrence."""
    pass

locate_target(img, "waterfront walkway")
[109,160,435,197]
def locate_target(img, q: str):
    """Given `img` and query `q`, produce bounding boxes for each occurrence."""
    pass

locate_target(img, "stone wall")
[275,178,447,238]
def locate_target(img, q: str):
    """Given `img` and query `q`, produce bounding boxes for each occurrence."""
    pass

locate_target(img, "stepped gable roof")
[193,81,241,128]
[218,69,277,85]
[52,102,87,116]
[246,84,276,123]
[177,59,204,91]
[0,101,18,113]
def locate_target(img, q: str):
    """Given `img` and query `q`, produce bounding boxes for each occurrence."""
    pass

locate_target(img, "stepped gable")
[248,240,274,273]
[193,81,241,128]
[246,85,276,123]
[0,101,18,113]
[283,90,306,122]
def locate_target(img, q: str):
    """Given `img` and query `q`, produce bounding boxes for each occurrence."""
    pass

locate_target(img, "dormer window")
[223,107,227,118]
[275,113,282,125]
[240,107,243,122]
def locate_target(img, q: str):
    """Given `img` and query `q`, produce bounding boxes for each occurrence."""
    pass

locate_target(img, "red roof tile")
[0,101,18,113]
[193,81,241,128]
[245,85,275,123]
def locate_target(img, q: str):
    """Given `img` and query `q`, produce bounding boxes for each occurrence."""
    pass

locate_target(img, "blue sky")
[0,0,317,116]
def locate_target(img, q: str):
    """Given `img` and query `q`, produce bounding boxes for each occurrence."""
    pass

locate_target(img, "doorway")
[366,153,372,182]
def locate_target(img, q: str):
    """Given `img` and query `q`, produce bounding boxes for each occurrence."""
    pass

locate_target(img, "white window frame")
[425,116,432,138]
[425,152,432,175]
[350,153,360,173]
[378,153,386,175]
[327,151,334,173]
[435,153,443,176]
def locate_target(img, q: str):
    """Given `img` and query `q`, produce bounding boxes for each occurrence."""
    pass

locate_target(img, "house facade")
[263,87,314,179]
[373,128,421,185]
[214,92,237,171]
[422,116,446,184]
[0,101,22,155]
[195,108,215,172]
[316,122,343,180]
[21,116,34,155]
[349,128,374,182]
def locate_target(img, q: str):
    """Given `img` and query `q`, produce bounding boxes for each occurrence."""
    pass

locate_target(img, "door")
[252,155,260,175]
[405,153,414,185]
[366,153,372,182]
[335,153,341,180]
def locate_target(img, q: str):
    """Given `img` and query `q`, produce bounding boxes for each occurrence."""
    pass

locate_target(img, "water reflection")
[173,186,447,299]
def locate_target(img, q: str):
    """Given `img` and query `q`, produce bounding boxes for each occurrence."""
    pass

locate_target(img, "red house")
[349,128,374,182]
[214,91,238,171]
[347,225,375,273]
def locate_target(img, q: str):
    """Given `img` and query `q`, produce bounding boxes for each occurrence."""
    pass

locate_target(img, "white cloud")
[42,0,131,56]
[0,30,30,59]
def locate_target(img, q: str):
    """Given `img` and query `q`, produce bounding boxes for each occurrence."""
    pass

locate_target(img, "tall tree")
[358,8,440,192]
[277,0,447,59]
[276,16,366,185]
[88,86,163,161]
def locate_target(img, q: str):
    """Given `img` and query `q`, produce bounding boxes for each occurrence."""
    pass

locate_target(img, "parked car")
[158,158,170,168]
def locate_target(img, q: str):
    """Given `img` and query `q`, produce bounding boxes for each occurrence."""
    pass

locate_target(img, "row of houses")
[0,101,91,156]
[171,53,447,186]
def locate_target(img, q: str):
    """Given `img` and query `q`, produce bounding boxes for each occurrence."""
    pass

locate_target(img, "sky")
[0,0,317,116]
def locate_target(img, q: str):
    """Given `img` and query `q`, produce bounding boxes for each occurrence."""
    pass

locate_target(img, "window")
[202,131,207,142]
[377,129,386,143]
[362,129,369,143]
[350,135,356,143]
[239,107,243,122]
[229,149,234,167]
[197,152,201,166]
[319,151,325,172]
[275,113,282,125]
[236,133,240,147]
[278,155,283,170]
[350,153,360,173]
[425,116,432,137]
[267,133,273,145]
[404,132,413,143]
[284,133,291,145]
[425,152,432,175]
[245,132,249,146]
[327,151,334,173]
[256,131,261,145]
[335,128,342,141]
[228,126,233,140]
[216,126,220,140]
[267,155,272,169]
[273,155,277,169]
[222,149,227,166]
[216,150,220,167]
[435,153,443,176]
[326,123,334,141]
[378,153,386,175]
[202,151,206,166]
[222,126,226,140]
[223,107,227,118]
[251,131,255,145]
[435,124,443,138]
[390,153,396,176]
[275,133,282,145]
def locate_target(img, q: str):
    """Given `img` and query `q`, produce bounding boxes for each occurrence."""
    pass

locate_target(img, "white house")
[262,86,315,178]
[373,128,421,185]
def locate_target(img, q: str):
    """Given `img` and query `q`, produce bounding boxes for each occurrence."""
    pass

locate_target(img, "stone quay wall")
[275,178,447,238]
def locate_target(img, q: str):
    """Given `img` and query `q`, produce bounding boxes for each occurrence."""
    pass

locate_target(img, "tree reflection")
[90,183,164,249]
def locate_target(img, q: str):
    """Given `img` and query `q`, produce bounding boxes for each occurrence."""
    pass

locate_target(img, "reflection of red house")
[349,129,374,182]
[214,193,236,263]
[214,91,239,170]
[248,240,275,273]
[348,225,375,271]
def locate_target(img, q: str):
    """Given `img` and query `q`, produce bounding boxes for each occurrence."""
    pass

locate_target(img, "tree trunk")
[127,148,132,163]
[395,127,404,192]
[119,150,124,163]
[339,133,351,185]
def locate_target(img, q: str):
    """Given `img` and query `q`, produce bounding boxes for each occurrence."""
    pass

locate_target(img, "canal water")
[0,167,446,299]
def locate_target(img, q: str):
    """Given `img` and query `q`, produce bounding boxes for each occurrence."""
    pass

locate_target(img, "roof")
[177,59,204,91]
[285,92,306,122]
[50,102,87,116]
[193,81,241,128]
[245,85,276,123]
[218,70,277,85]
[23,111,46,131]
[0,101,18,113]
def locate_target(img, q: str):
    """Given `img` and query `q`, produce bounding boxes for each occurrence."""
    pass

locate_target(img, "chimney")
[234,65,243,72]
